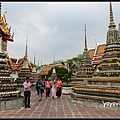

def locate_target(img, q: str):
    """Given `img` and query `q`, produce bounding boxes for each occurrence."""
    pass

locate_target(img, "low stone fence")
[70,96,120,111]
[0,97,24,111]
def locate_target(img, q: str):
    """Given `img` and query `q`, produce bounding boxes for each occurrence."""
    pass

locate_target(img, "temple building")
[40,64,64,78]
[91,43,105,69]
[0,2,23,111]
[70,3,120,106]
[71,24,95,86]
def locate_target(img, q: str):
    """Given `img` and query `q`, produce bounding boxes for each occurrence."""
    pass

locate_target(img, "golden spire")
[109,2,116,28]
[84,23,88,51]
[25,34,28,59]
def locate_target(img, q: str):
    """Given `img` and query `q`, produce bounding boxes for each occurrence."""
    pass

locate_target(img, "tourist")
[51,79,56,99]
[36,77,44,101]
[23,77,32,108]
[36,77,40,95]
[45,78,51,97]
[42,78,46,89]
[56,78,63,99]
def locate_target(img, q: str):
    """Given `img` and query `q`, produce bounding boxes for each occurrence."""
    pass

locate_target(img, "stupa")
[50,54,58,80]
[15,35,33,91]
[70,3,120,109]
[90,2,120,85]
[31,51,39,90]
[71,24,95,86]
[0,2,23,111]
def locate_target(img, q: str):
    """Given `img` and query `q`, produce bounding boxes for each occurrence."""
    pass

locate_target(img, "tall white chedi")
[50,54,57,79]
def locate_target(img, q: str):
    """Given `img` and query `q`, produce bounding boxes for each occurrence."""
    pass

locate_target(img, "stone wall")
[0,97,24,111]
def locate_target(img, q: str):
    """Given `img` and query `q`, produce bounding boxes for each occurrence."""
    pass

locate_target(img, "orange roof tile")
[40,65,64,75]
[88,49,95,59]
[96,44,106,55]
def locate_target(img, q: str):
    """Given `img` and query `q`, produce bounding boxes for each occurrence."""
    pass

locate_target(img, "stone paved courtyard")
[0,90,120,118]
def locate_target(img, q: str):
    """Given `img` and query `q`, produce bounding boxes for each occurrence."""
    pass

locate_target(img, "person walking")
[51,79,56,99]
[23,77,32,108]
[45,78,51,97]
[36,77,44,101]
[56,78,63,99]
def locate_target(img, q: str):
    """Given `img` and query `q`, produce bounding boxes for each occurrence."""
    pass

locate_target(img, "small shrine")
[50,55,58,80]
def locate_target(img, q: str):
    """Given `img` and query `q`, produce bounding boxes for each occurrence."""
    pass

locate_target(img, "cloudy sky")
[1,2,120,65]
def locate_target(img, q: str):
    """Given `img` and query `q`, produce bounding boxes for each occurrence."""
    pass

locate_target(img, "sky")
[1,2,120,65]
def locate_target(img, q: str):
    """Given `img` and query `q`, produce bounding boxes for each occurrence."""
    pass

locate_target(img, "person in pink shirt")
[23,77,32,108]
[56,78,63,99]
[45,78,51,97]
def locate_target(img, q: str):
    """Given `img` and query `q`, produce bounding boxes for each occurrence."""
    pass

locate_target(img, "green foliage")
[56,67,68,78]
[30,61,34,67]
[48,68,53,77]
[63,70,72,84]
[66,54,82,69]
[40,75,44,79]
[48,67,68,78]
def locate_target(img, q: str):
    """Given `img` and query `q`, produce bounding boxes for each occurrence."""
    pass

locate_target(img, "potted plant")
[62,71,73,94]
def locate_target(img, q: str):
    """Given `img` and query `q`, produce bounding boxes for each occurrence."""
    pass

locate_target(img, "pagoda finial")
[38,57,39,66]
[54,54,55,66]
[41,60,42,66]
[118,23,120,39]
[84,23,88,51]
[109,2,116,28]
[25,34,28,59]
[34,50,36,65]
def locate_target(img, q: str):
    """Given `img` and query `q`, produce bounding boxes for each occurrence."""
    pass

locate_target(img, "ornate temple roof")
[6,35,32,72]
[96,44,106,55]
[0,3,14,42]
[6,57,24,71]
[40,64,64,75]
[91,44,105,68]
[88,49,95,59]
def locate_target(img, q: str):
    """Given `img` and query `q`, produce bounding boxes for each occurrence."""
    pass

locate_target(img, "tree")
[63,70,72,85]
[48,67,68,79]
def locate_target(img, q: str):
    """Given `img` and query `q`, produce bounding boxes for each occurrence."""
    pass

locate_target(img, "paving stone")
[0,90,119,118]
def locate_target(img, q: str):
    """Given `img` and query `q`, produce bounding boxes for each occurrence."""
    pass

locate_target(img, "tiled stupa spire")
[72,24,95,81]
[92,2,120,84]
[16,35,33,89]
